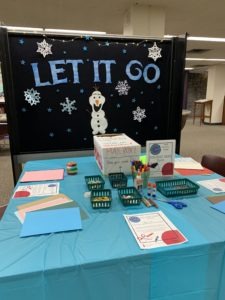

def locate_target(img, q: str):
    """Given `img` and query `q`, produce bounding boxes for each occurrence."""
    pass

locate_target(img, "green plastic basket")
[85,175,105,191]
[90,189,112,209]
[156,178,199,197]
[118,187,142,206]
[108,172,127,188]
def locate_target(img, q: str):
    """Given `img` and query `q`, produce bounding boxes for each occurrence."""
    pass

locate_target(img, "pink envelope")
[20,169,64,182]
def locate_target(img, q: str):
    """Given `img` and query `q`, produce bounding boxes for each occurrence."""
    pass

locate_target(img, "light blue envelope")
[211,200,225,214]
[20,207,82,237]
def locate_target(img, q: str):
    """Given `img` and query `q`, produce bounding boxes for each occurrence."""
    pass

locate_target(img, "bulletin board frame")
[0,27,186,183]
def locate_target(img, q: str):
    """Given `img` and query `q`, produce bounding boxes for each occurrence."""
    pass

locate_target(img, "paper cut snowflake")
[60,97,77,115]
[132,106,146,123]
[24,88,41,106]
[148,42,162,61]
[115,80,131,96]
[36,39,52,57]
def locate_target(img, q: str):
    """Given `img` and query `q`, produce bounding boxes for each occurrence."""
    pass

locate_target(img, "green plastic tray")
[118,187,142,206]
[90,189,112,209]
[156,178,199,197]
[108,172,127,188]
[85,175,105,191]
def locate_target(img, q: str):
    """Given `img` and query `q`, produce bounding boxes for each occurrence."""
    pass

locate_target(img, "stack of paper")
[15,194,83,237]
[175,157,213,176]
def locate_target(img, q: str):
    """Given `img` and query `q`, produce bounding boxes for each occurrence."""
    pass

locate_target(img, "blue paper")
[211,200,225,214]
[20,207,82,237]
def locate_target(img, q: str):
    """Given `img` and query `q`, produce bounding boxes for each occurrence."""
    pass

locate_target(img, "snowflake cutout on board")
[132,106,146,123]
[24,88,41,106]
[115,80,131,96]
[60,97,77,115]
[36,39,52,58]
[148,42,162,61]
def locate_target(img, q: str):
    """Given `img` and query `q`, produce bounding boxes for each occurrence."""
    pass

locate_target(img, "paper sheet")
[124,211,187,249]
[20,169,64,182]
[20,207,82,237]
[13,183,60,198]
[197,178,225,193]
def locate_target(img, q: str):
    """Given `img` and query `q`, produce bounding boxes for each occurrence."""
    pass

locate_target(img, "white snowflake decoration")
[148,42,162,61]
[132,106,146,123]
[24,88,41,106]
[115,80,130,96]
[36,39,52,58]
[60,97,77,115]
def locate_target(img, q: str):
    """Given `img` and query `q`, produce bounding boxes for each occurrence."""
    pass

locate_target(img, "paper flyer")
[197,178,225,193]
[13,183,60,198]
[146,140,175,178]
[124,211,187,249]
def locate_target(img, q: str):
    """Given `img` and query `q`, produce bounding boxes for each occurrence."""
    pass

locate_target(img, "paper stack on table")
[15,194,83,237]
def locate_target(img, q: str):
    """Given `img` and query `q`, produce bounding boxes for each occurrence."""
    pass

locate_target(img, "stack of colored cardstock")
[15,194,84,237]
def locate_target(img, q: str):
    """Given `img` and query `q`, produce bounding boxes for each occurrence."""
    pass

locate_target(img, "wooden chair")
[0,205,7,220]
[201,155,225,177]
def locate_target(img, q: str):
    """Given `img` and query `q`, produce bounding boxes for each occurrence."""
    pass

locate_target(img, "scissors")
[166,201,187,209]
[157,199,187,209]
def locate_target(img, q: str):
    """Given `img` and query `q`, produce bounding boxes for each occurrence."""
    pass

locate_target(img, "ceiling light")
[187,36,225,42]
[186,58,225,62]
[45,28,106,35]
[185,67,194,70]
[2,26,43,32]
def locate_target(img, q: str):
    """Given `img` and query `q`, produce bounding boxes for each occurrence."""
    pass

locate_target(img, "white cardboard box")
[94,134,141,175]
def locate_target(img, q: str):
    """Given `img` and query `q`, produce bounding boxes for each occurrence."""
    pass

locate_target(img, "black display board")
[0,28,186,181]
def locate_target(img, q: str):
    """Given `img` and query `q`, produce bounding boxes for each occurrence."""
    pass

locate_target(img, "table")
[1,156,225,300]
[193,99,213,125]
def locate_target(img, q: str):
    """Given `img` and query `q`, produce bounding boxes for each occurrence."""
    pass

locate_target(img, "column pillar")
[123,4,165,37]
[206,65,225,123]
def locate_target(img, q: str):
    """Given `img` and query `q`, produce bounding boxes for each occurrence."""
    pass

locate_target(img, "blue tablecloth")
[1,156,225,300]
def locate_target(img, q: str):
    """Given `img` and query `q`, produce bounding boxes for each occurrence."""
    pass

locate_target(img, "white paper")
[124,211,187,249]
[197,178,225,193]
[174,161,203,170]
[13,183,59,198]
[146,140,176,177]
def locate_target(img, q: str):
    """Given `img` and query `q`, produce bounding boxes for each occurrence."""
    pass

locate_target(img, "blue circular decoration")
[129,216,141,223]
[150,144,161,155]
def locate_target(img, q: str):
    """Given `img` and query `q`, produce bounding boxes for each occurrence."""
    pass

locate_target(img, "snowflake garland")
[60,97,77,115]
[36,39,53,58]
[24,88,41,106]
[132,106,146,123]
[148,42,162,61]
[115,80,131,96]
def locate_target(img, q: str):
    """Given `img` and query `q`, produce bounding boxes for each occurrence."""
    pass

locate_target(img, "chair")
[201,155,225,177]
[0,205,7,220]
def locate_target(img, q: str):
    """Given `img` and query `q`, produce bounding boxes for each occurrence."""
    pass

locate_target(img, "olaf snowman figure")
[89,90,108,135]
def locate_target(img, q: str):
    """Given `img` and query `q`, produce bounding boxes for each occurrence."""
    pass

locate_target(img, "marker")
[147,197,158,208]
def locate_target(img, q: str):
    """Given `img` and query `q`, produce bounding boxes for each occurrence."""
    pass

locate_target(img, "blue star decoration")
[157,85,161,90]
[80,88,84,94]
[83,46,88,51]
[110,94,114,97]
[86,59,90,62]
[56,89,60,93]
[19,39,24,45]
[135,131,139,135]
[83,137,87,141]
[67,128,72,133]
[21,108,27,112]
[117,103,121,108]
[140,91,144,94]
[47,107,52,112]
[154,126,158,130]
[113,128,118,132]
[84,35,92,41]
[132,98,136,103]
[63,51,67,54]
[20,60,26,65]
[143,44,147,47]
[105,41,110,46]
[122,49,127,54]
[49,132,54,137]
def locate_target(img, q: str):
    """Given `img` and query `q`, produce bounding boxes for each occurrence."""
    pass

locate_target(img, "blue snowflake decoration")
[122,49,127,54]
[105,41,110,46]
[115,80,131,96]
[19,39,24,45]
[24,88,41,106]
[60,97,77,115]
[132,98,136,103]
[20,60,26,65]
